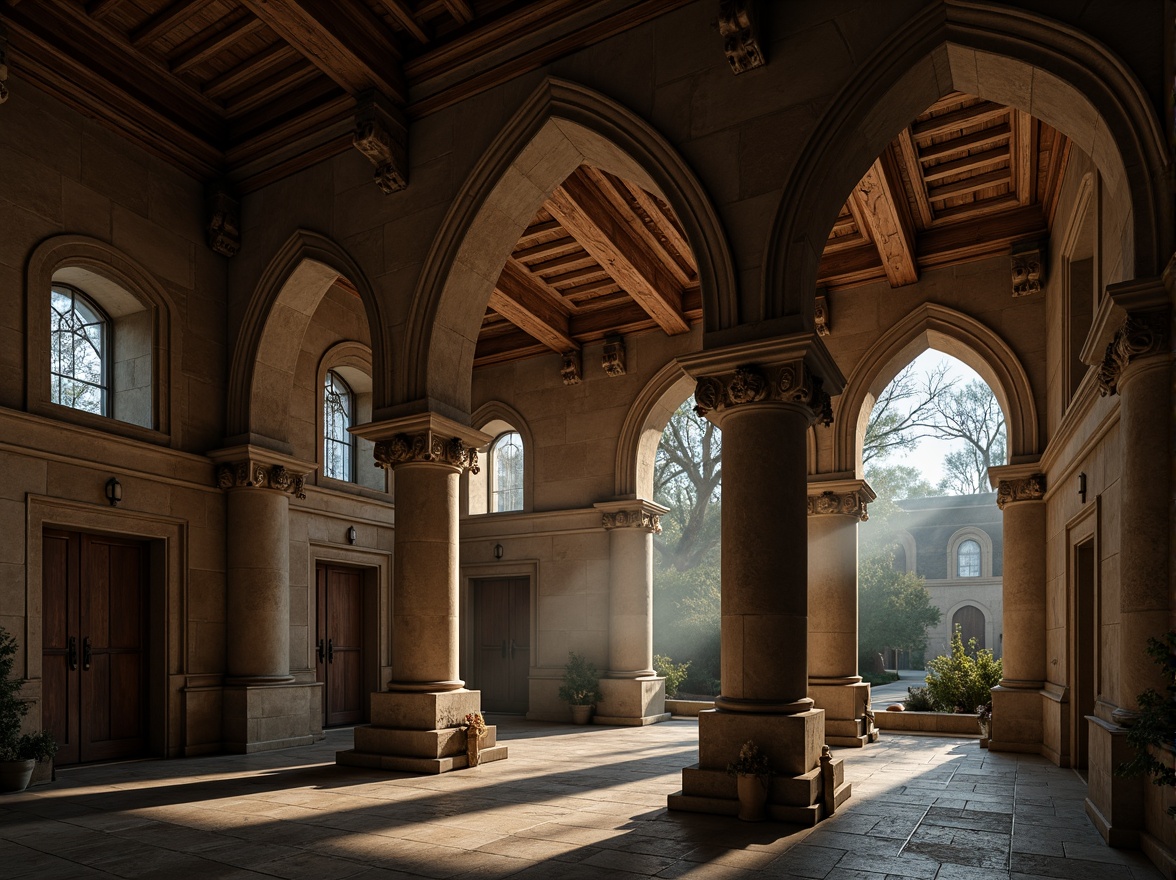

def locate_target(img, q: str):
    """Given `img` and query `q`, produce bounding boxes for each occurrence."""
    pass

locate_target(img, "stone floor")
[0,719,1163,880]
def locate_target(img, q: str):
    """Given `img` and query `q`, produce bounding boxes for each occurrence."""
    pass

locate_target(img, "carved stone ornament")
[807,490,869,521]
[602,337,626,377]
[561,350,582,385]
[373,432,479,473]
[216,460,307,499]
[601,509,662,534]
[718,0,765,75]
[693,361,833,426]
[353,92,408,195]
[996,474,1046,509]
[206,187,240,258]
[0,33,9,106]
[1011,243,1045,297]
[814,294,831,337]
[1096,310,1169,396]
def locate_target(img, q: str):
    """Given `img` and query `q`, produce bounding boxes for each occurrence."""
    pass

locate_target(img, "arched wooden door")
[952,605,986,652]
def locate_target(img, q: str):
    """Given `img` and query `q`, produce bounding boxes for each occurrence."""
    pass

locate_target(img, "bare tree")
[862,363,956,465]
[933,380,1006,494]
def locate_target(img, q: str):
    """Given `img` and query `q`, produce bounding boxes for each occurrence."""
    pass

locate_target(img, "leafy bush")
[1117,631,1176,815]
[924,626,1002,713]
[557,652,602,706]
[653,654,690,698]
[904,686,935,711]
[0,626,57,762]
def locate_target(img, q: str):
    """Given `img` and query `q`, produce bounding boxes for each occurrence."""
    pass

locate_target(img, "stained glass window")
[324,370,354,481]
[490,431,523,512]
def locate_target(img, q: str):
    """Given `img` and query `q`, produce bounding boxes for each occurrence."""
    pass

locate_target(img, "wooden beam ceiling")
[850,152,919,287]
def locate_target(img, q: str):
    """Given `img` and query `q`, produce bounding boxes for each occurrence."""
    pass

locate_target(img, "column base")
[988,686,1043,752]
[667,708,848,824]
[222,681,323,753]
[594,677,671,726]
[1084,714,1144,847]
[335,689,508,775]
[809,681,878,747]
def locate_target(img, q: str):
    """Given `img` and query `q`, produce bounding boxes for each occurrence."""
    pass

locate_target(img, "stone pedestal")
[336,415,504,773]
[594,499,671,725]
[669,339,849,823]
[807,480,877,747]
[222,681,323,753]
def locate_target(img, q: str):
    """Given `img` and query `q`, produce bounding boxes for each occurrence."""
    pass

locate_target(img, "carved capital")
[353,91,407,195]
[373,432,479,473]
[206,186,240,258]
[1011,242,1045,297]
[216,460,307,499]
[1096,310,1169,396]
[561,350,582,385]
[694,361,833,426]
[601,509,662,534]
[602,336,626,377]
[996,474,1045,508]
[718,0,765,75]
[807,489,870,521]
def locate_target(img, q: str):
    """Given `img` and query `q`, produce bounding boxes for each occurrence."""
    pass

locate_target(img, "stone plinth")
[222,681,323,753]
[810,681,876,746]
[595,677,671,726]
[1085,715,1144,847]
[988,686,1043,752]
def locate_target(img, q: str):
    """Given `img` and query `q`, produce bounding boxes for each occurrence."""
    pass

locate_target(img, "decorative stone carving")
[206,186,240,257]
[353,91,408,195]
[0,32,9,105]
[602,337,626,377]
[216,460,307,499]
[807,490,869,521]
[1096,310,1169,396]
[693,360,833,426]
[373,432,479,473]
[1011,243,1045,297]
[814,293,830,337]
[996,474,1046,509]
[718,0,765,75]
[561,350,582,385]
[601,509,662,533]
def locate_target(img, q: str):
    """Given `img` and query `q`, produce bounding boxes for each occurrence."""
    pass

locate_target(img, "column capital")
[595,499,669,533]
[806,479,876,521]
[989,464,1046,509]
[208,445,313,498]
[1096,308,1170,397]
[354,412,492,474]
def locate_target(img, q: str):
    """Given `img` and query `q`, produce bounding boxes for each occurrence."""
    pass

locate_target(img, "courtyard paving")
[0,719,1162,880]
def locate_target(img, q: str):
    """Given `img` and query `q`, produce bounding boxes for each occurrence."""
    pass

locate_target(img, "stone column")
[807,480,877,747]
[336,414,509,774]
[668,338,851,825]
[210,447,322,753]
[593,499,671,726]
[986,466,1046,752]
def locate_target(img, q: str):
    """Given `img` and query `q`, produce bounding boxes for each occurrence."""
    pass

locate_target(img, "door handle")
[509,639,516,660]
[68,636,78,671]
[501,639,507,659]
[82,636,92,671]
[316,639,325,664]
[327,639,334,663]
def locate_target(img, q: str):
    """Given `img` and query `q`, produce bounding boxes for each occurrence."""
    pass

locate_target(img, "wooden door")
[474,578,529,714]
[952,605,986,652]
[1073,540,1096,773]
[43,530,148,766]
[315,564,365,727]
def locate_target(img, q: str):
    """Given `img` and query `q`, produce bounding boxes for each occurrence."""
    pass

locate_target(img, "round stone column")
[994,473,1047,689]
[597,501,667,678]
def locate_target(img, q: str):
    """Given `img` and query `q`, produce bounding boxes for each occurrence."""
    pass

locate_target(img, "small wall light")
[493,543,504,560]
[1078,472,1087,504]
[347,526,358,545]
[104,477,122,507]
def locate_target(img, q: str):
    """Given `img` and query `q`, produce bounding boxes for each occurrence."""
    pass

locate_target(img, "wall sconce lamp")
[494,543,504,560]
[347,526,358,545]
[1078,472,1087,504]
[104,477,122,507]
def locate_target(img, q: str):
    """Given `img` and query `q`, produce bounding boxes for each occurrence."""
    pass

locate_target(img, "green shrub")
[924,625,1003,713]
[904,686,935,711]
[557,652,602,706]
[653,655,690,698]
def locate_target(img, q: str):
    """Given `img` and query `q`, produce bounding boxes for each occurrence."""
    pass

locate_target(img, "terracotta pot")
[466,729,483,767]
[0,759,35,794]
[569,704,593,725]
[736,772,768,822]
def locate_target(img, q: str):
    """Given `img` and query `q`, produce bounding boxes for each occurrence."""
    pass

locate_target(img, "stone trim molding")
[595,499,669,534]
[215,460,308,499]
[807,489,870,521]
[693,362,833,426]
[996,473,1046,509]
[1096,310,1169,396]
[374,432,480,473]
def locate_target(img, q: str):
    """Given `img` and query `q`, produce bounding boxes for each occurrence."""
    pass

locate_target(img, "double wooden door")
[474,577,530,714]
[42,529,149,766]
[315,564,365,727]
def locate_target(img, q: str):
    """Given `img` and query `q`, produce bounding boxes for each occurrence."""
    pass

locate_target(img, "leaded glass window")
[490,431,523,512]
[957,539,981,578]
[50,285,108,415]
[323,370,354,481]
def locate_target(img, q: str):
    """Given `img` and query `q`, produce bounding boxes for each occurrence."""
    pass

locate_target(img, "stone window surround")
[465,401,534,516]
[26,235,175,445]
[488,430,524,513]
[946,526,994,579]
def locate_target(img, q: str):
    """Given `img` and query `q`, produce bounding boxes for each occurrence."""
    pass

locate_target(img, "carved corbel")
[602,336,626,377]
[814,293,831,337]
[1011,241,1045,297]
[996,474,1045,508]
[0,29,10,105]
[561,350,582,385]
[718,0,765,75]
[206,185,240,257]
[353,91,408,194]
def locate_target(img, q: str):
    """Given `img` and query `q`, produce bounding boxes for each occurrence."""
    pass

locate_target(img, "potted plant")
[727,740,772,821]
[0,626,56,793]
[558,652,602,724]
[976,701,992,747]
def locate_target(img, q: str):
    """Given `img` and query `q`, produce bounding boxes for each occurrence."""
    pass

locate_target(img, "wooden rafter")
[202,44,301,99]
[86,0,125,19]
[546,171,689,335]
[441,0,475,24]
[490,260,578,354]
[912,100,1006,139]
[373,0,430,44]
[896,129,934,228]
[1013,110,1036,206]
[130,0,218,48]
[171,16,267,75]
[851,152,919,287]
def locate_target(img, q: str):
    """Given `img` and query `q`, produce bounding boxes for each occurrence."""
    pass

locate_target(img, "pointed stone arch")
[402,77,736,419]
[763,1,1170,326]
[227,230,388,450]
[834,303,1038,476]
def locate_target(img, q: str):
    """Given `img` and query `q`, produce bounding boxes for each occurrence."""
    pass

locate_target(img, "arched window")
[489,431,523,512]
[957,539,981,578]
[323,370,354,481]
[50,285,108,416]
